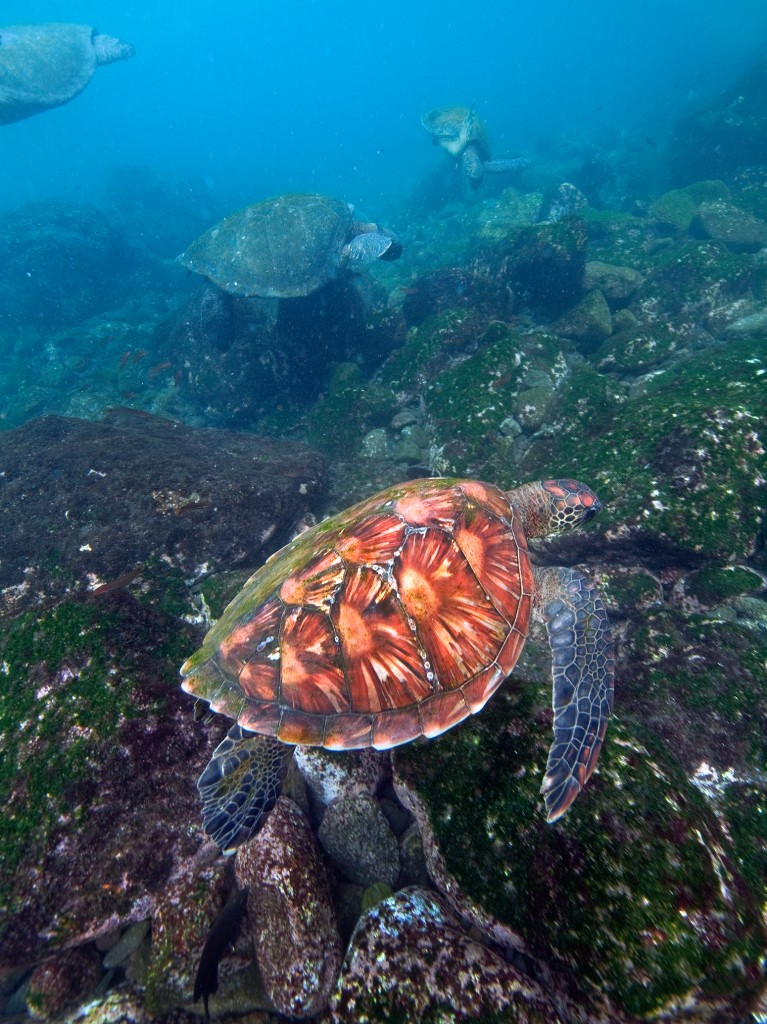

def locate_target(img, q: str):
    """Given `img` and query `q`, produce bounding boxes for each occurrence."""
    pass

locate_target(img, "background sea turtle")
[422,104,530,188]
[178,193,402,299]
[182,476,614,853]
[0,23,134,125]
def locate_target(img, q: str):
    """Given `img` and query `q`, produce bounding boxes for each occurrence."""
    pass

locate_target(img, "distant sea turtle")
[178,193,402,299]
[182,476,614,852]
[0,23,134,125]
[422,104,530,188]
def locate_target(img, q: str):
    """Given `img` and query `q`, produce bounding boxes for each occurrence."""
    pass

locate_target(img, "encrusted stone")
[329,887,569,1023]
[235,798,342,1018]
[317,792,400,888]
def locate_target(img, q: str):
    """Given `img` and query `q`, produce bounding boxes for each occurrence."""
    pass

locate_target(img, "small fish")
[91,566,144,596]
[131,348,148,365]
[148,360,173,379]
[193,887,249,1021]
[119,350,132,369]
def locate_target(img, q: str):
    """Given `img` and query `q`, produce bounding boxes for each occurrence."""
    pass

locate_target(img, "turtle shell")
[181,478,534,750]
[178,193,353,298]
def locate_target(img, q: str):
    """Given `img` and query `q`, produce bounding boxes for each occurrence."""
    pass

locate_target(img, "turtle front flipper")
[533,566,614,822]
[198,725,294,853]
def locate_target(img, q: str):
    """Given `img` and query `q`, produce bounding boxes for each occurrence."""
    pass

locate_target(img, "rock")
[26,947,102,1020]
[401,265,510,327]
[317,792,400,888]
[670,57,767,181]
[0,592,216,970]
[693,200,767,251]
[725,307,767,336]
[0,201,129,329]
[584,261,644,309]
[502,217,587,315]
[553,288,613,350]
[393,684,767,1020]
[143,861,230,1016]
[294,747,390,807]
[0,411,324,618]
[235,798,342,1018]
[61,990,155,1024]
[330,887,573,1023]
[512,385,554,431]
[102,920,151,970]
[520,334,767,561]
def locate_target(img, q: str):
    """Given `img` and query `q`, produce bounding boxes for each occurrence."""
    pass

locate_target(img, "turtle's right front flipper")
[198,725,294,853]
[534,566,614,822]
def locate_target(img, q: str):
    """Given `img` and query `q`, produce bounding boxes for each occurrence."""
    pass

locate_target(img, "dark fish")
[193,887,249,1021]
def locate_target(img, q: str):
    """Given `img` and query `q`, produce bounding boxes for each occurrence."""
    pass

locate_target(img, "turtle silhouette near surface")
[182,476,615,853]
[422,104,530,189]
[178,193,402,300]
[0,23,134,125]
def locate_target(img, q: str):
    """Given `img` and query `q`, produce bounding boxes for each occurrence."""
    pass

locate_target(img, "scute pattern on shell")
[178,193,353,298]
[182,479,534,750]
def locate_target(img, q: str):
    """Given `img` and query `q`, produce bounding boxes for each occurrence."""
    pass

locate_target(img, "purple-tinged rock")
[143,861,230,1016]
[0,411,324,619]
[235,798,342,1019]
[26,946,102,1020]
[329,887,576,1023]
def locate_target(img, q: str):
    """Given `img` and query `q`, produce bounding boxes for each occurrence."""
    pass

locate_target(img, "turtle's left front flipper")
[198,725,294,853]
[533,566,614,821]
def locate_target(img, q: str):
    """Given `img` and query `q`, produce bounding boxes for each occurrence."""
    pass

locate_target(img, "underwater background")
[1,2,767,1022]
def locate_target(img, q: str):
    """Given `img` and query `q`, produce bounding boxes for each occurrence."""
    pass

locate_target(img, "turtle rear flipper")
[534,566,614,822]
[198,725,294,853]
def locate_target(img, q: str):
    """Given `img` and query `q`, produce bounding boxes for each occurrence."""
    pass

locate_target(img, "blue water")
[2,0,767,216]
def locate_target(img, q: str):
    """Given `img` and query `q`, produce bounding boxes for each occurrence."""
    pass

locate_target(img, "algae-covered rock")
[393,685,767,1019]
[143,861,230,1016]
[0,411,324,619]
[583,261,645,309]
[501,216,588,314]
[519,336,766,561]
[693,200,767,251]
[236,798,342,1019]
[330,887,571,1024]
[553,287,613,350]
[0,594,212,969]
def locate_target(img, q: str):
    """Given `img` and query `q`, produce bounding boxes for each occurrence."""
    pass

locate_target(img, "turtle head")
[91,30,135,66]
[509,478,602,539]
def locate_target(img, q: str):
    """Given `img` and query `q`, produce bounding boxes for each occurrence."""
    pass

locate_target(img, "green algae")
[685,565,765,604]
[0,597,190,915]
[519,336,767,560]
[395,684,767,1016]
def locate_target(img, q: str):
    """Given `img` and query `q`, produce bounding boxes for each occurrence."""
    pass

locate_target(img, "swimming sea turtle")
[178,193,402,299]
[422,105,530,188]
[0,23,134,125]
[182,476,614,853]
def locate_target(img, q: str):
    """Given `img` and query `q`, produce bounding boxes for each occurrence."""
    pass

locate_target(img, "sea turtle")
[422,104,530,188]
[0,23,134,125]
[178,193,402,299]
[182,476,614,853]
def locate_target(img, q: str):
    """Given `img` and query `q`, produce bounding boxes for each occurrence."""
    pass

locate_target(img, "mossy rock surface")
[394,684,767,1018]
[0,593,212,966]
[519,336,766,560]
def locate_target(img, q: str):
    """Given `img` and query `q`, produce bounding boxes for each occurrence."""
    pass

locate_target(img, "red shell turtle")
[181,477,615,852]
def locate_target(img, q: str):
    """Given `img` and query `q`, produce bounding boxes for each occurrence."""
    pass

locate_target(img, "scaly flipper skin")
[533,566,614,821]
[198,725,294,853]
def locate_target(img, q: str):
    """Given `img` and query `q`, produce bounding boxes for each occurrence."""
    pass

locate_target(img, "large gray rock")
[0,23,134,124]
